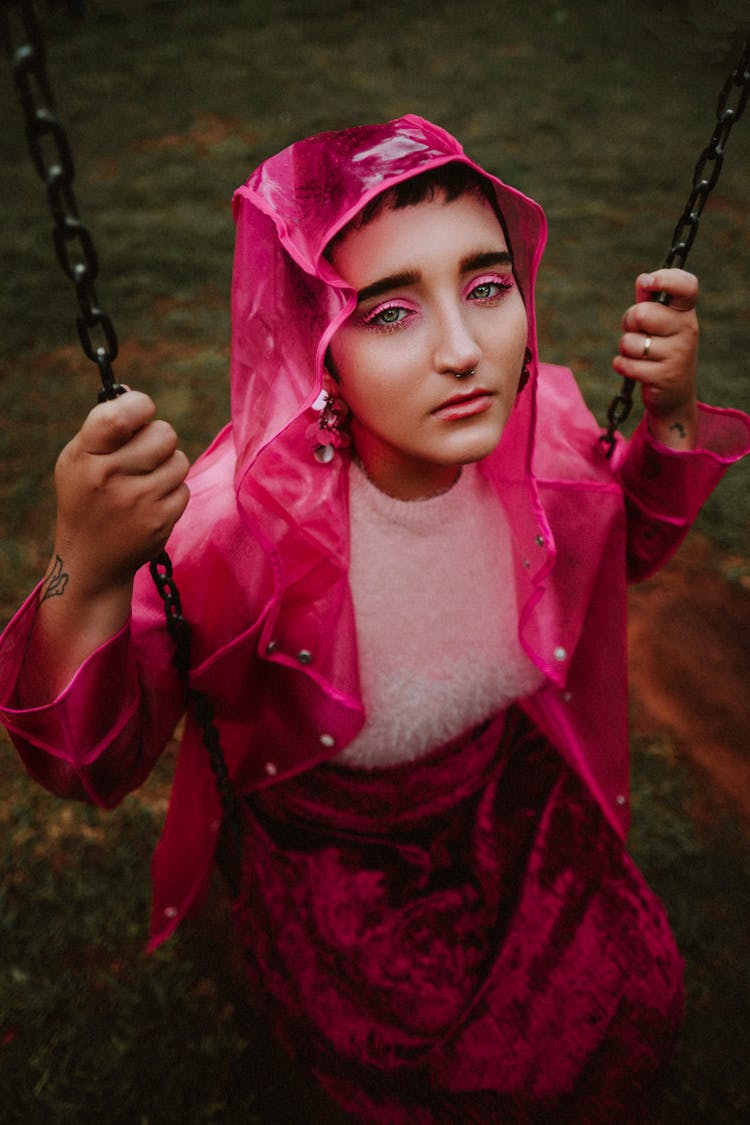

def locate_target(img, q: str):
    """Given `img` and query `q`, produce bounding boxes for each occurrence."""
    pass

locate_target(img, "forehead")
[330,191,509,288]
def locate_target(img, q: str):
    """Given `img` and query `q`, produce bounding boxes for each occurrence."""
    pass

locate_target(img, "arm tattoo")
[39,555,69,604]
[669,421,687,440]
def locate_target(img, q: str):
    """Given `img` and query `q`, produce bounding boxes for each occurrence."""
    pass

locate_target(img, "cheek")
[328,336,377,417]
[328,340,359,406]
[502,312,529,372]
[509,301,529,349]
[329,332,402,410]
[327,329,367,385]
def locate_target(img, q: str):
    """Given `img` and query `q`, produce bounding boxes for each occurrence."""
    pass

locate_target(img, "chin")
[446,419,508,465]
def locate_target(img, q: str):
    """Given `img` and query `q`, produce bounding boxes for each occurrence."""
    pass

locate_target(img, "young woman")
[2,115,748,1122]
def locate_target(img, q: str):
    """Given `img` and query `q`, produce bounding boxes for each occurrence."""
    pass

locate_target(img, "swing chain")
[3,0,245,878]
[601,36,750,457]
[149,552,244,887]
[1,1,124,401]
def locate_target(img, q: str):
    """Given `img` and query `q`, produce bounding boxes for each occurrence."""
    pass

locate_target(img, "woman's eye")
[364,303,410,328]
[376,306,404,324]
[468,278,512,302]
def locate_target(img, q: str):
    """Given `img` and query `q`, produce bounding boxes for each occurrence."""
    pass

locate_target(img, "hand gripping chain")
[600,36,750,457]
[1,0,244,881]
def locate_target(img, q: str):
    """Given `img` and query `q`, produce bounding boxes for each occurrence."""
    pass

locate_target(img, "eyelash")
[361,301,416,331]
[360,273,514,332]
[466,274,514,302]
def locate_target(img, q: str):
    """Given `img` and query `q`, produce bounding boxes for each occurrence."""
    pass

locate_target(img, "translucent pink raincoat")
[0,115,748,958]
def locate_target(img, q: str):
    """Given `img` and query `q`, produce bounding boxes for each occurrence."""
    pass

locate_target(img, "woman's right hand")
[53,390,190,599]
[18,391,189,704]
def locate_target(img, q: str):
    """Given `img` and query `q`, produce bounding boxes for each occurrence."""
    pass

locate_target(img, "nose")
[432,304,482,377]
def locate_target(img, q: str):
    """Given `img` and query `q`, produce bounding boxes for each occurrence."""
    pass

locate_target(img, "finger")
[80,391,157,455]
[621,297,697,337]
[151,449,191,502]
[634,268,698,311]
[619,331,660,363]
[611,353,659,386]
[114,420,183,476]
[140,471,191,552]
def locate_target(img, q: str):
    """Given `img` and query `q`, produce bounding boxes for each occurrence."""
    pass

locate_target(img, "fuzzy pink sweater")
[338,462,543,768]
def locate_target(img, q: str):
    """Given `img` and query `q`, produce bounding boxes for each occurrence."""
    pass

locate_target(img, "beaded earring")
[306,389,351,463]
[517,347,532,394]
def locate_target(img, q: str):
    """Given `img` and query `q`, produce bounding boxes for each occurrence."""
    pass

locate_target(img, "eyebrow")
[355,250,513,305]
[356,270,420,305]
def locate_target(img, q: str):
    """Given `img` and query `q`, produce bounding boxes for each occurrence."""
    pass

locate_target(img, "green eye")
[367,304,409,328]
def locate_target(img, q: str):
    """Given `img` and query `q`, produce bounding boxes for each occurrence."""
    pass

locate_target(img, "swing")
[2,1,749,866]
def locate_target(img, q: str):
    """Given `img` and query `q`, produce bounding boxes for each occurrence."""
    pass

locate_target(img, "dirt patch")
[628,530,750,826]
[133,112,259,156]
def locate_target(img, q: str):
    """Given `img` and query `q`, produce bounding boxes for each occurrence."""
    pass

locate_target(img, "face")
[328,190,528,500]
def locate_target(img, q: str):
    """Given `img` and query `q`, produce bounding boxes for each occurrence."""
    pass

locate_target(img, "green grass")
[1,0,749,1120]
[0,739,339,1124]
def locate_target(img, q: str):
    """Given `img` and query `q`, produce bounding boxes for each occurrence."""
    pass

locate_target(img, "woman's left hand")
[613,268,699,449]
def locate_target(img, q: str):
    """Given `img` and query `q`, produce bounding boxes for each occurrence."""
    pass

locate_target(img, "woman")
[1,115,749,1121]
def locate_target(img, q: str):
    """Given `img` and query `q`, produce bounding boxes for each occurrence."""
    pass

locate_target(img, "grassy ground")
[1,0,749,1120]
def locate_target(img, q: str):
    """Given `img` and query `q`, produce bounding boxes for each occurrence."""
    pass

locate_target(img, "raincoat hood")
[229,115,547,559]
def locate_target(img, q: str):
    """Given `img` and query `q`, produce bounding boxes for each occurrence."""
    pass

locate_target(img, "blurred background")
[1,1,748,1121]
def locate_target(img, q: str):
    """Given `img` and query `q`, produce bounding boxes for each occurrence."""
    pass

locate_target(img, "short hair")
[327,161,504,255]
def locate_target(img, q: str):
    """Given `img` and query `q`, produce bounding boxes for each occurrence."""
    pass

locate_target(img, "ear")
[322,365,341,395]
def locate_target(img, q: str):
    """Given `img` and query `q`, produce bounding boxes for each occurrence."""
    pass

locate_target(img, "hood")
[231,114,546,478]
[228,115,547,636]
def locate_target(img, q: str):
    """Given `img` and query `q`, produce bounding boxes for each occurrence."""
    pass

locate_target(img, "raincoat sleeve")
[0,570,184,808]
[617,402,750,580]
[0,426,272,809]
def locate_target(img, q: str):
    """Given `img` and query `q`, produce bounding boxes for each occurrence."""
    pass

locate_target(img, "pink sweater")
[339,462,543,768]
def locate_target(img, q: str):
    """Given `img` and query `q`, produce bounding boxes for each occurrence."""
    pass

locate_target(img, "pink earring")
[306,390,351,463]
[517,347,532,394]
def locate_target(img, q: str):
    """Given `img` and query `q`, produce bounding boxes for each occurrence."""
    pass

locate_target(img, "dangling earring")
[517,347,532,394]
[306,389,351,463]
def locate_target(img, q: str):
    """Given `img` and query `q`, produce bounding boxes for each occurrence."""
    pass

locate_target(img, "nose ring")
[455,367,475,380]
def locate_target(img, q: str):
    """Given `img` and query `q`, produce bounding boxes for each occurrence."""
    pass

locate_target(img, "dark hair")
[327,161,504,255]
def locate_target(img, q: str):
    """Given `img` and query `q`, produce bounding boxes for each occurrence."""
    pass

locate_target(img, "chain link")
[1,1,125,401]
[601,37,750,457]
[2,0,244,876]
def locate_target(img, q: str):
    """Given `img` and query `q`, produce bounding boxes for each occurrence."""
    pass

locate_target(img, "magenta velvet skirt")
[232,709,683,1123]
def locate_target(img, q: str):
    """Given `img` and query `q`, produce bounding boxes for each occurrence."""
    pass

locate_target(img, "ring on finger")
[641,335,652,359]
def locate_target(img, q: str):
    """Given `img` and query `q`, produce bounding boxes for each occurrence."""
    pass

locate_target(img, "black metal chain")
[1,0,244,878]
[1,0,124,401]
[601,36,750,457]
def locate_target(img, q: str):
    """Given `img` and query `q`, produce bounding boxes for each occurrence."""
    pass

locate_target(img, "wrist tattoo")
[669,421,687,439]
[40,555,69,604]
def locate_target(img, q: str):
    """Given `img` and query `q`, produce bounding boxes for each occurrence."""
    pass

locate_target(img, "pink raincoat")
[1,115,748,965]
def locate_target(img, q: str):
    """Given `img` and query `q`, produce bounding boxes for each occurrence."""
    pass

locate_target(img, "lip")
[431,390,495,421]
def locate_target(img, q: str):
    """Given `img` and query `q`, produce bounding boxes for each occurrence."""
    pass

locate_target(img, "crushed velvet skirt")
[232,709,683,1123]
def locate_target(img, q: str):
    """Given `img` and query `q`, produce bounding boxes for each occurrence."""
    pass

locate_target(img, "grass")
[1,0,749,1120]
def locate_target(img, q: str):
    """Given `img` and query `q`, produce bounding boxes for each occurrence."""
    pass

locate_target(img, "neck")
[353,450,461,500]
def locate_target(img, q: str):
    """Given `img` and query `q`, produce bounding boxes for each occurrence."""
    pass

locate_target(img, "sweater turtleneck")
[337,460,543,769]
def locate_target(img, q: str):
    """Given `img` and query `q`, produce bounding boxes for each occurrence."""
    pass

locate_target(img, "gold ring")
[641,335,652,359]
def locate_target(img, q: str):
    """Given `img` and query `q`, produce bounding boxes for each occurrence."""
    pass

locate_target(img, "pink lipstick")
[432,391,494,421]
